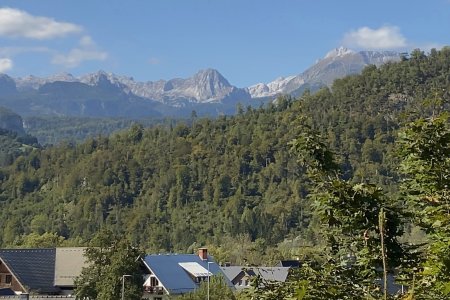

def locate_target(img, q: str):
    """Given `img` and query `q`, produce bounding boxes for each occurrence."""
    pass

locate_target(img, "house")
[0,248,87,296]
[0,248,59,295]
[141,248,234,299]
[220,266,290,291]
[1,246,234,299]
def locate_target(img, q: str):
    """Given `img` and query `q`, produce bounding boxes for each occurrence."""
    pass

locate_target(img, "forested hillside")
[23,115,182,145]
[0,48,448,268]
[0,107,39,166]
[0,129,38,166]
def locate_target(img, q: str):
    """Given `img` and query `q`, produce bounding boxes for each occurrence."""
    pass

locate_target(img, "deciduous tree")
[75,229,144,300]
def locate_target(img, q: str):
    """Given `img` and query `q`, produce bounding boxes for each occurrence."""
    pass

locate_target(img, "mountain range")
[0,47,400,118]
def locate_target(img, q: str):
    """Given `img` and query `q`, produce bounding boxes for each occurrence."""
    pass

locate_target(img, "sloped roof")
[143,254,234,295]
[221,266,290,283]
[0,248,59,294]
[220,266,243,282]
[54,247,88,287]
[254,267,290,282]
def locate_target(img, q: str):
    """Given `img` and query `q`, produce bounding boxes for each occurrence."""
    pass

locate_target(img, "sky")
[0,0,448,87]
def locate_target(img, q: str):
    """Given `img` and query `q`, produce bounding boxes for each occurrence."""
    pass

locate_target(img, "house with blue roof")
[141,248,234,299]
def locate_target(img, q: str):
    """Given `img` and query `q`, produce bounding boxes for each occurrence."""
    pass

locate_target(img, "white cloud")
[52,49,107,68]
[79,35,95,47]
[343,26,407,50]
[0,9,107,69]
[0,7,82,39]
[51,36,107,68]
[0,58,13,72]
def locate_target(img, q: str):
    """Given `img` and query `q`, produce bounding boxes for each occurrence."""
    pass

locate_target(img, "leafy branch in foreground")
[398,112,450,298]
[287,122,407,299]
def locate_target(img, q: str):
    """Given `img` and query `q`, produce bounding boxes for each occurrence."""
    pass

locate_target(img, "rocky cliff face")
[124,68,243,106]
[0,74,18,96]
[0,106,25,134]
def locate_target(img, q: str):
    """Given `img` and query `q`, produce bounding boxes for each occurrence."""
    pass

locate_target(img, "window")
[150,277,159,287]
[5,275,12,284]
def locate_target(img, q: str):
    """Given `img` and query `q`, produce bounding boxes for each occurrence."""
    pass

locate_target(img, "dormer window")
[178,262,212,284]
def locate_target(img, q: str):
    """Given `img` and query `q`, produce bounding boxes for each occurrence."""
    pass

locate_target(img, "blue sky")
[0,0,448,87]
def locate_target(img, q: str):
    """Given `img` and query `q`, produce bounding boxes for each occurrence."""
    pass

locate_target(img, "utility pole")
[122,274,131,300]
[207,262,213,300]
[379,208,388,300]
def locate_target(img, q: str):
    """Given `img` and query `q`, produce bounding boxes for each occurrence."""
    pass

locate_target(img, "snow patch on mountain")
[324,47,355,59]
[248,75,300,98]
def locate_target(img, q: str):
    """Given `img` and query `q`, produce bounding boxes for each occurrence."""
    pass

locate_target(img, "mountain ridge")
[1,47,401,118]
[248,47,401,98]
[14,68,247,105]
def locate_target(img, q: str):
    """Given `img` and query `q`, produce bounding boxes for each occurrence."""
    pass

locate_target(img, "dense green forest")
[0,107,39,166]
[0,49,449,297]
[0,129,38,166]
[23,115,182,145]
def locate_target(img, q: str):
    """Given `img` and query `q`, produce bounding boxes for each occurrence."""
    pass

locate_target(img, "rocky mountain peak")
[192,68,231,87]
[324,47,355,59]
[184,69,234,100]
[47,72,77,82]
[79,70,131,93]
[0,73,17,95]
[249,47,400,98]
[80,70,110,85]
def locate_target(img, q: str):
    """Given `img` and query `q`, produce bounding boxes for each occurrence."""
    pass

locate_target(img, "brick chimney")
[198,247,208,260]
